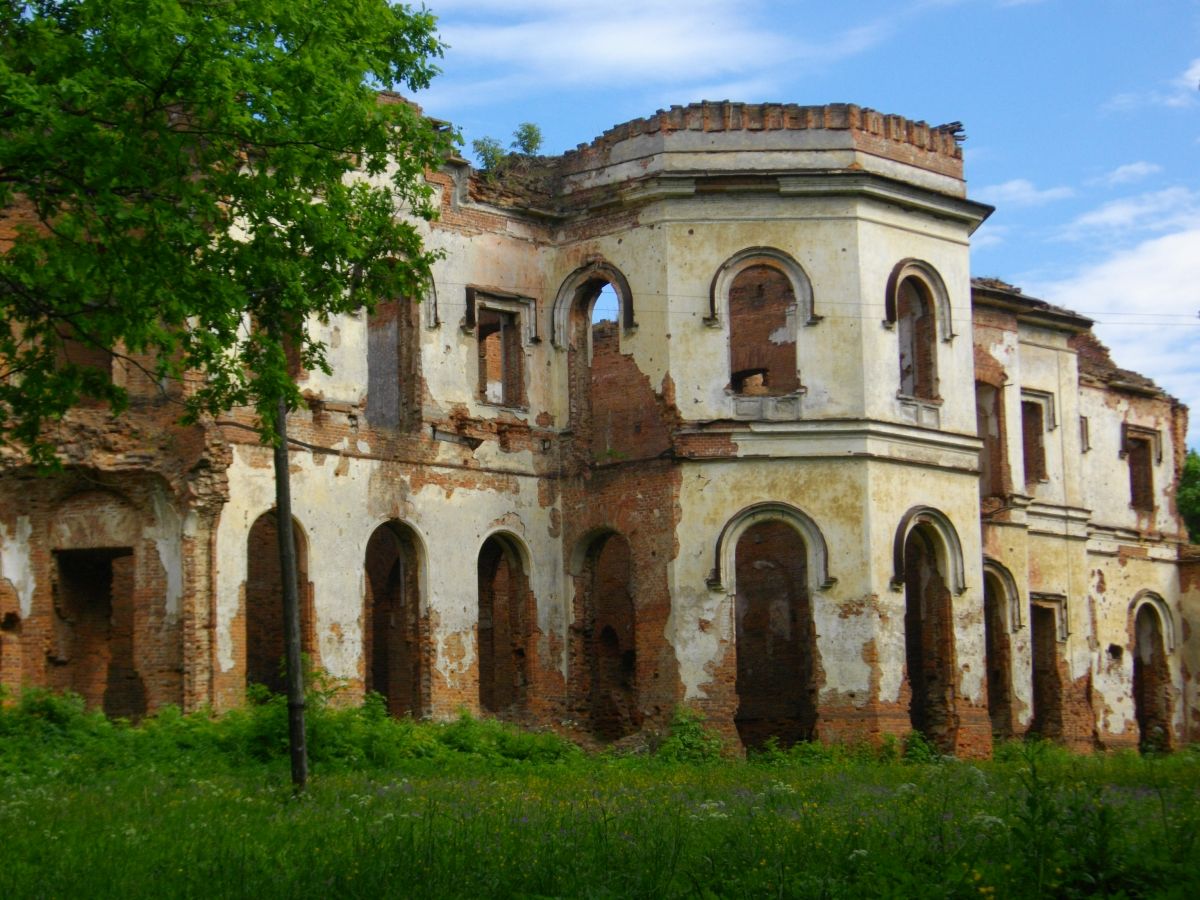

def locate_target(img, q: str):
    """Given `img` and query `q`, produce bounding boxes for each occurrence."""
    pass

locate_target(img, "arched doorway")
[903,525,957,751]
[982,567,1015,740]
[576,531,638,740]
[246,511,312,695]
[363,521,424,717]
[478,534,534,718]
[733,519,816,748]
[1133,599,1171,752]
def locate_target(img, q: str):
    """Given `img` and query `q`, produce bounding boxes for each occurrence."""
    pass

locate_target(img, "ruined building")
[1,102,1197,755]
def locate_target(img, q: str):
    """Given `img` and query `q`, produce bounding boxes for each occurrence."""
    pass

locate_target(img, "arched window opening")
[734,520,816,749]
[575,532,639,741]
[983,571,1014,740]
[1133,603,1171,752]
[363,522,424,718]
[897,277,937,400]
[246,511,313,696]
[478,535,534,718]
[558,265,668,463]
[903,525,957,752]
[728,265,799,396]
[592,283,620,325]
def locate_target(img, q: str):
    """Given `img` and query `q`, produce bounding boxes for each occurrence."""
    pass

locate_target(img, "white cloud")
[423,1,904,113]
[974,178,1074,208]
[1033,228,1200,446]
[970,222,1009,250]
[432,2,789,91]
[1090,161,1162,187]
[1057,187,1200,241]
[1105,57,1200,111]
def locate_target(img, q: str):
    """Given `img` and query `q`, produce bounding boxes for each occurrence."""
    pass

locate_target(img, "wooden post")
[273,397,308,791]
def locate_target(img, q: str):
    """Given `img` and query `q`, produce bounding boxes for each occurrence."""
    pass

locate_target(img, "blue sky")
[414,0,1200,447]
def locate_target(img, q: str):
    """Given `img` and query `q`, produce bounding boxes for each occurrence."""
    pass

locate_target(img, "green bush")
[655,706,723,763]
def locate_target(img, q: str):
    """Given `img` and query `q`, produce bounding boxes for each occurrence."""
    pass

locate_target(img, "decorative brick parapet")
[561,101,964,178]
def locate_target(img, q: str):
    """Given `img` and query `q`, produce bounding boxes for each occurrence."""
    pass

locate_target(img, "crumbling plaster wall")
[669,453,990,753]
[662,198,863,421]
[212,443,564,713]
[1023,530,1096,749]
[0,515,35,620]
[0,472,189,712]
[670,460,870,710]
[856,208,976,435]
[972,306,1022,491]
[863,459,990,754]
[542,226,673,423]
[1180,554,1200,742]
[1084,551,1184,746]
[1077,383,1184,537]
[1015,329,1085,509]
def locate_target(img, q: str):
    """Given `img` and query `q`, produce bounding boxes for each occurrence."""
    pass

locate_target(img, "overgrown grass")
[2,689,1198,897]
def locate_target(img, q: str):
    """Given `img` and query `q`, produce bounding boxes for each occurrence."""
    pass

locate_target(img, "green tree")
[1,0,455,788]
[511,122,542,156]
[1178,449,1200,543]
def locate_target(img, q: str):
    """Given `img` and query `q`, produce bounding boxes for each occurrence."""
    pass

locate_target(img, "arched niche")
[478,528,532,578]
[883,258,954,342]
[981,557,1018,740]
[707,246,817,327]
[363,519,426,717]
[891,506,966,596]
[477,530,535,717]
[567,525,620,577]
[550,260,635,348]
[708,502,834,595]
[1130,589,1173,751]
[245,509,313,695]
[570,528,639,740]
[982,557,1022,631]
[1130,590,1175,653]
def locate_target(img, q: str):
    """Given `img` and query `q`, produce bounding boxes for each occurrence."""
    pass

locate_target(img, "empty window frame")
[975,382,1007,498]
[1020,391,1054,487]
[1122,425,1162,512]
[478,309,522,405]
[896,277,937,400]
[466,288,535,408]
[367,298,420,430]
[728,265,799,396]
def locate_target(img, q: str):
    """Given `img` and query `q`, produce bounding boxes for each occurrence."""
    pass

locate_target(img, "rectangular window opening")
[477,308,524,407]
[1021,399,1047,486]
[1127,437,1154,511]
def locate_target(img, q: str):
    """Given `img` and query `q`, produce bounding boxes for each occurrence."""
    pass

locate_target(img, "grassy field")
[1,689,1198,898]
